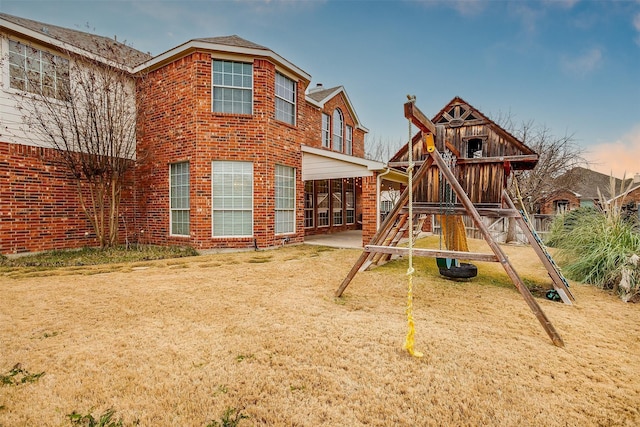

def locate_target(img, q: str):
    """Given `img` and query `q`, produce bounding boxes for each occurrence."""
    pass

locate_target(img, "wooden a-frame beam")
[404,101,436,135]
[429,147,565,347]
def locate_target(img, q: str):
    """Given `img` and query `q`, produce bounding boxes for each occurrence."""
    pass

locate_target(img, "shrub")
[548,189,640,301]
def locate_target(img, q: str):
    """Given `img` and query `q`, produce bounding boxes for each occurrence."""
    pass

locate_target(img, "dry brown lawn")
[1,237,639,426]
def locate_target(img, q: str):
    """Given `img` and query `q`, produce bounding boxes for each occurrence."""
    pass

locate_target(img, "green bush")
[549,207,640,292]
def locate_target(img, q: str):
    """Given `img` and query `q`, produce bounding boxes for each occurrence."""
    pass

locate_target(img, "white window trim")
[332,109,344,152]
[211,161,254,238]
[345,125,353,155]
[275,72,296,126]
[211,59,253,115]
[169,162,190,237]
[321,113,330,148]
[6,38,70,100]
[275,164,296,235]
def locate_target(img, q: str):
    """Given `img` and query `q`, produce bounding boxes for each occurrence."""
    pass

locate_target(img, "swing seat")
[436,258,478,279]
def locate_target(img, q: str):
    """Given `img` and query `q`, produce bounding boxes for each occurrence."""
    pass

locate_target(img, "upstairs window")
[332,109,343,152]
[9,40,69,99]
[321,113,330,148]
[212,60,252,114]
[275,73,296,125]
[467,138,483,158]
[345,125,353,155]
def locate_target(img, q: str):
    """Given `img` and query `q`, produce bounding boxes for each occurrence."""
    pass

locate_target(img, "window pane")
[322,113,331,148]
[333,109,344,152]
[275,73,295,125]
[8,40,69,99]
[275,164,295,234]
[170,162,190,236]
[212,59,253,114]
[212,161,253,236]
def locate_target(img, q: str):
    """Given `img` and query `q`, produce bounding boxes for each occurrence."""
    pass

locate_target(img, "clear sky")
[2,0,639,177]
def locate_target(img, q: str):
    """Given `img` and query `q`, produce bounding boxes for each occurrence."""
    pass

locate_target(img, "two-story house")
[1,13,395,254]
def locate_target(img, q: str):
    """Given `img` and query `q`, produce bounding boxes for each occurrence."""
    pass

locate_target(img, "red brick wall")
[539,190,581,215]
[137,52,309,250]
[0,141,136,254]
[300,92,365,157]
[361,175,378,245]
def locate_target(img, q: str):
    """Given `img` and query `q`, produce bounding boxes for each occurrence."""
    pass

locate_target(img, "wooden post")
[430,147,565,347]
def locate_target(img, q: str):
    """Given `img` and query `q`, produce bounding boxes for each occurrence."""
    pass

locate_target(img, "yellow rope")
[403,98,423,358]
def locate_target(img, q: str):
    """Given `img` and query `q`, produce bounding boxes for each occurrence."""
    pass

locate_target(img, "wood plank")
[401,206,520,218]
[388,154,539,168]
[365,245,499,262]
[430,147,565,347]
[404,101,436,134]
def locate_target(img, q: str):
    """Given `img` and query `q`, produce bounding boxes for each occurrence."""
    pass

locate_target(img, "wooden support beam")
[335,156,435,297]
[430,147,565,347]
[502,191,575,304]
[365,245,499,262]
[388,154,539,168]
[400,205,521,218]
[404,101,436,134]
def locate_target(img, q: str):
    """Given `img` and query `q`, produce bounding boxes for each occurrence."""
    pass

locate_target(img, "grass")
[0,364,45,386]
[0,245,198,269]
[548,204,640,301]
[1,242,639,426]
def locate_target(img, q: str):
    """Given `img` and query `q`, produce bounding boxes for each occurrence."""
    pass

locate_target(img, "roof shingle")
[0,13,152,67]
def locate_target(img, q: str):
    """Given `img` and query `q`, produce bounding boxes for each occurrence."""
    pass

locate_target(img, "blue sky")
[2,0,639,176]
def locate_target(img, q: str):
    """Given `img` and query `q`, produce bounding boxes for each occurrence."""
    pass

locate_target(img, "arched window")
[332,109,343,152]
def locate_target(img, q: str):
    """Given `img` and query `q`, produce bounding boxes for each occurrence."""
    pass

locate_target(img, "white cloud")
[585,125,640,178]
[560,47,602,76]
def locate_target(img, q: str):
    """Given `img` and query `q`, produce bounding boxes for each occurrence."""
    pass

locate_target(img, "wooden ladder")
[503,192,575,304]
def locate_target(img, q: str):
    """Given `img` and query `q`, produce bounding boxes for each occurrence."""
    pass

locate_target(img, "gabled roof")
[193,35,268,50]
[553,167,638,201]
[0,13,151,68]
[305,85,368,132]
[389,96,536,166]
[433,96,535,156]
[134,35,311,84]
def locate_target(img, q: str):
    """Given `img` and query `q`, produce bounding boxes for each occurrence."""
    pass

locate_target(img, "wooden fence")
[432,214,554,244]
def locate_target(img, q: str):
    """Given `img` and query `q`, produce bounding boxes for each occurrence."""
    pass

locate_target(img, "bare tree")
[2,36,148,248]
[496,114,587,214]
[365,134,404,162]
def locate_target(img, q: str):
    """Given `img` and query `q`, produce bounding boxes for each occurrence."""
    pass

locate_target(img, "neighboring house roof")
[0,13,152,68]
[134,35,312,85]
[550,167,636,201]
[305,84,368,132]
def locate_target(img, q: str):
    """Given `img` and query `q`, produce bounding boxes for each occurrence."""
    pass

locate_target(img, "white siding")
[302,152,374,181]
[0,34,137,157]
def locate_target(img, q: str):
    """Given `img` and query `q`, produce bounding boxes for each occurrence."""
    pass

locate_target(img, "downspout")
[376,167,392,230]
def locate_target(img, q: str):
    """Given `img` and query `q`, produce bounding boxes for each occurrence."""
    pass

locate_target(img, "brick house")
[1,13,399,254]
[539,167,640,217]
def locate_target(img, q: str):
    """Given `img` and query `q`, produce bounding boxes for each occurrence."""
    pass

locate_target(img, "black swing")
[435,151,477,280]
